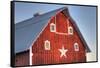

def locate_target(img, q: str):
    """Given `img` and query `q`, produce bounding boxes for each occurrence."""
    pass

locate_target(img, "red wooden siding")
[15,51,29,66]
[32,12,86,65]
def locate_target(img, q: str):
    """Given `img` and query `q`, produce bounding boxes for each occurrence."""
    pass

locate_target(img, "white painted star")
[58,46,68,58]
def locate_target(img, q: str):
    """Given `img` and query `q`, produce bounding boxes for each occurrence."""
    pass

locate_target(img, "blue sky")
[15,2,97,54]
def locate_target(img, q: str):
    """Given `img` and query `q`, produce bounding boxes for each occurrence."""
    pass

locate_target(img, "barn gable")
[15,7,91,53]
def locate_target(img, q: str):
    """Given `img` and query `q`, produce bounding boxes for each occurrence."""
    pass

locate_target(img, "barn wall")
[15,51,29,66]
[32,12,86,65]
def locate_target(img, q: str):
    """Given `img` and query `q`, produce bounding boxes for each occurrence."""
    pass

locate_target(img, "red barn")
[15,7,91,66]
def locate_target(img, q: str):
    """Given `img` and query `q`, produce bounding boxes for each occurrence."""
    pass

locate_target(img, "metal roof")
[15,7,91,53]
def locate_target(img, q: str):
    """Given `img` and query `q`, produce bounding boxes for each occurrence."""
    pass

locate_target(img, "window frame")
[68,26,73,35]
[50,23,56,32]
[44,40,50,50]
[74,43,79,51]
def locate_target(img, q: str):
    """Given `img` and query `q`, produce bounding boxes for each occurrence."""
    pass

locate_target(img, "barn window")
[50,23,56,32]
[44,40,50,50]
[68,26,73,35]
[74,43,79,51]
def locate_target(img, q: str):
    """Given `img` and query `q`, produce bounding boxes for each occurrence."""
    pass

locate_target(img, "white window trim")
[68,26,73,35]
[44,40,50,50]
[50,23,56,32]
[74,43,79,51]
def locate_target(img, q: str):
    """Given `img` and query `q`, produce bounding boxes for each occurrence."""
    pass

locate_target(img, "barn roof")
[15,7,91,53]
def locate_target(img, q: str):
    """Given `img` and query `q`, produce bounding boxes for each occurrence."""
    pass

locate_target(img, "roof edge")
[62,8,91,52]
